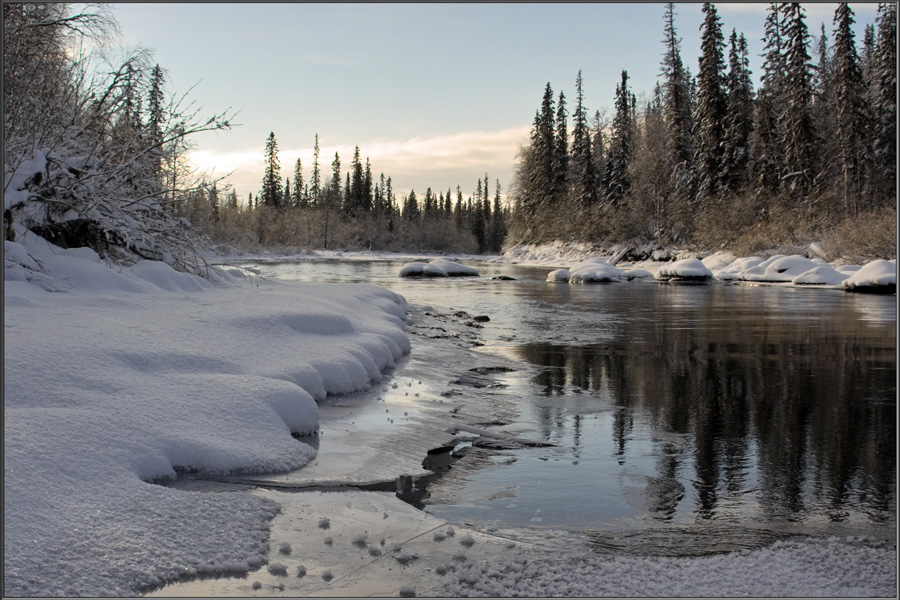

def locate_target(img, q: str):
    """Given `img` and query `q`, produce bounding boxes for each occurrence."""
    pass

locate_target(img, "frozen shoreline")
[5,231,897,597]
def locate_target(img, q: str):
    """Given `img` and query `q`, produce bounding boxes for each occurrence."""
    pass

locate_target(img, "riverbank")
[5,229,897,597]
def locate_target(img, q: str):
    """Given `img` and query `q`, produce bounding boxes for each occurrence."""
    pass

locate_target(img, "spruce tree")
[693,3,728,200]
[831,3,869,215]
[872,2,896,202]
[554,90,569,202]
[780,2,816,195]
[571,69,598,208]
[261,132,282,209]
[721,30,755,195]
[311,134,321,207]
[147,64,166,182]
[659,3,694,201]
[363,158,373,212]
[293,158,305,207]
[604,70,634,206]
[534,83,556,207]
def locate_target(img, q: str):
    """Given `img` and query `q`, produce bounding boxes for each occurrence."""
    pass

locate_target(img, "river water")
[240,257,896,549]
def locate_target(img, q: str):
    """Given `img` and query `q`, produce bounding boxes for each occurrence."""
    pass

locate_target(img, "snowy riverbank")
[5,230,897,597]
[4,226,409,596]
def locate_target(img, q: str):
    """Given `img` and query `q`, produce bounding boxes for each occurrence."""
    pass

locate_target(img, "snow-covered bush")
[4,4,236,277]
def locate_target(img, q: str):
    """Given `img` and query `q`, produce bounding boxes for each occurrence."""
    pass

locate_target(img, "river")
[238,256,896,552]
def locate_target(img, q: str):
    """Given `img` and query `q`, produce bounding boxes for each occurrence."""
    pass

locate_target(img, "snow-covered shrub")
[4,4,236,277]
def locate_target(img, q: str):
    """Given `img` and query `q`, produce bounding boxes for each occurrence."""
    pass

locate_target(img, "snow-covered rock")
[791,265,851,286]
[427,257,479,276]
[656,257,713,281]
[568,258,624,283]
[842,259,897,293]
[738,255,820,283]
[399,261,448,277]
[546,268,571,283]
[710,256,765,281]
[398,258,479,278]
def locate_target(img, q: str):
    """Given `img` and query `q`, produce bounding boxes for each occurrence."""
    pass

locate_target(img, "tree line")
[510,2,896,258]
[190,131,508,254]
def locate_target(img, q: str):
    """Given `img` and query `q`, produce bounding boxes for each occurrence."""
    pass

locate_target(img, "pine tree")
[403,190,420,221]
[660,3,694,200]
[872,2,896,201]
[720,30,755,195]
[604,70,634,205]
[283,177,291,209]
[831,3,869,215]
[554,90,569,201]
[780,2,816,195]
[693,3,728,200]
[311,134,321,207]
[363,157,373,212]
[261,132,282,209]
[489,179,507,253]
[571,69,598,208]
[532,83,556,208]
[147,64,166,182]
[293,158,305,207]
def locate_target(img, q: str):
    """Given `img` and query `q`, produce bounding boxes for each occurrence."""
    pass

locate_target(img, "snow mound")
[4,231,411,597]
[738,255,820,282]
[791,265,850,286]
[843,259,897,293]
[399,261,447,277]
[621,268,653,280]
[656,257,713,281]
[546,268,571,283]
[427,257,480,276]
[569,258,624,283]
[398,258,479,277]
[709,256,765,281]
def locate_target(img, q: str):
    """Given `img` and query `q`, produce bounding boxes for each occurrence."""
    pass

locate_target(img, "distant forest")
[4,3,896,268]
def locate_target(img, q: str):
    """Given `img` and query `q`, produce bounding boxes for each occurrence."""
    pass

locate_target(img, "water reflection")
[510,284,895,525]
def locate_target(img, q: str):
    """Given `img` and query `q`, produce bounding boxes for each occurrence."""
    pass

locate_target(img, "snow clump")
[399,258,479,277]
[656,257,713,281]
[843,259,896,292]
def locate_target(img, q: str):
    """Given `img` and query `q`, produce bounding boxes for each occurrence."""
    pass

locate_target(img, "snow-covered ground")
[4,226,410,596]
[5,231,897,597]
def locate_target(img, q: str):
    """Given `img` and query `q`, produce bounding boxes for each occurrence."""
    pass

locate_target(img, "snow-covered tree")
[721,30,754,195]
[692,3,727,200]
[4,3,235,274]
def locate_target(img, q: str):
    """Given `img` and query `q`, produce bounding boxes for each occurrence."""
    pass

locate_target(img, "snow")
[4,226,411,597]
[843,259,897,290]
[398,258,479,278]
[791,265,850,286]
[546,268,571,282]
[427,257,480,277]
[568,258,624,283]
[4,148,47,210]
[655,257,713,281]
[738,255,822,282]
[445,537,896,597]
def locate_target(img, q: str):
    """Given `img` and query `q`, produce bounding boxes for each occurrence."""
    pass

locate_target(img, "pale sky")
[108,3,879,204]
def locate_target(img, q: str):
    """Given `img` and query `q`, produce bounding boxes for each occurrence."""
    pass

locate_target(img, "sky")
[106,3,880,205]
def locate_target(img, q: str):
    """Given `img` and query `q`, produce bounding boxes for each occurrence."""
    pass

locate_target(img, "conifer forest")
[4,3,897,265]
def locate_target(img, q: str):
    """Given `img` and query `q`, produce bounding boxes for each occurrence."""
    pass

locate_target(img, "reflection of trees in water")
[511,291,895,522]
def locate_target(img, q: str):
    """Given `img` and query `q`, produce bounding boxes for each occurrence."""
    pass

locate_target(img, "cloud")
[186,126,530,198]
